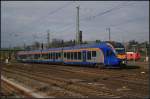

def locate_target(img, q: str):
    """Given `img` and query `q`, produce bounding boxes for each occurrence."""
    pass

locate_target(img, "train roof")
[17,42,109,55]
[105,41,124,48]
[19,41,127,55]
[62,42,108,50]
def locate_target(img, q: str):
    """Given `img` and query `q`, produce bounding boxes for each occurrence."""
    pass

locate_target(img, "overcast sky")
[1,1,149,48]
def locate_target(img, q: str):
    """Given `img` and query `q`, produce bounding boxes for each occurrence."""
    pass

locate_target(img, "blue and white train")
[16,41,126,68]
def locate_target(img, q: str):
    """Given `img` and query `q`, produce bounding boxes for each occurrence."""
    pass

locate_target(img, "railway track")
[3,67,148,98]
[2,63,149,98]
[1,76,47,98]
[4,63,148,85]
[35,64,148,84]
[2,68,119,98]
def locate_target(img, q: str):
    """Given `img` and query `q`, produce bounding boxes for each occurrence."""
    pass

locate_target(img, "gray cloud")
[1,1,149,48]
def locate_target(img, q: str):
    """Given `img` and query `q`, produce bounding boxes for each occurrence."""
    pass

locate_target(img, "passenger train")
[16,41,127,68]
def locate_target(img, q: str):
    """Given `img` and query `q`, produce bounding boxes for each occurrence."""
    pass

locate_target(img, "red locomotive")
[126,52,141,60]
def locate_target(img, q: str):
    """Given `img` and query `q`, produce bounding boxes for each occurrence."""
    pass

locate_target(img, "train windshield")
[113,43,125,54]
[115,48,125,54]
[106,42,125,54]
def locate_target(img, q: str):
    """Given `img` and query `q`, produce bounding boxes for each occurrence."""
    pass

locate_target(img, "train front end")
[115,48,127,65]
[106,41,127,66]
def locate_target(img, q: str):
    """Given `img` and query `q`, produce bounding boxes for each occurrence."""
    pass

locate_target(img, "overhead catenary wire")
[5,2,148,48]
[80,2,129,21]
[9,2,74,47]
[56,2,134,33]
[14,2,74,34]
[78,2,145,31]
[50,2,136,39]
[14,2,131,37]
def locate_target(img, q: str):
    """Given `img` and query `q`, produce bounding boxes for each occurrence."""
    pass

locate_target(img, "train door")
[105,49,115,65]
[53,52,55,62]
[82,51,86,62]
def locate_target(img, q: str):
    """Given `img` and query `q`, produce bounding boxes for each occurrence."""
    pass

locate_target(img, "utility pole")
[76,6,80,45]
[47,30,50,48]
[106,28,111,41]
[132,45,136,64]
[145,42,148,62]
[9,44,11,61]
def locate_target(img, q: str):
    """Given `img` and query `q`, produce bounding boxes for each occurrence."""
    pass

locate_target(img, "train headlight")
[122,60,126,64]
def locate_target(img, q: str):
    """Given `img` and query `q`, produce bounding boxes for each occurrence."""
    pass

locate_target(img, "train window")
[22,55,25,59]
[42,54,48,59]
[56,53,60,59]
[38,54,41,59]
[21,55,24,59]
[28,55,30,59]
[67,52,70,59]
[31,55,33,59]
[87,51,91,60]
[64,52,66,58]
[46,54,48,59]
[78,52,81,59]
[46,53,48,59]
[56,53,58,59]
[47,54,49,59]
[92,51,96,57]
[34,54,39,59]
[51,53,53,59]
[42,54,46,59]
[54,52,56,59]
[50,53,52,59]
[71,52,73,60]
[25,55,28,59]
[74,52,77,60]
[52,52,55,59]
[26,55,28,59]
[22,55,24,59]
[42,54,44,59]
[58,53,61,58]
[49,53,51,59]
[30,55,32,59]
[26,55,29,59]
[48,53,51,59]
